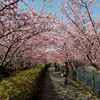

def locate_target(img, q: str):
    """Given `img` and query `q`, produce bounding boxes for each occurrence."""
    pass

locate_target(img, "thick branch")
[0,0,20,12]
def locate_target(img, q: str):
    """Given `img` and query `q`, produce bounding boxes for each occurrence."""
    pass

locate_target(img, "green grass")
[0,65,45,100]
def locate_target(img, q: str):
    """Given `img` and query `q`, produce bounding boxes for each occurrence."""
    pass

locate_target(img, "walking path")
[37,66,93,100]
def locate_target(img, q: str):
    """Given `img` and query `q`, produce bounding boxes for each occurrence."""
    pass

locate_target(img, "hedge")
[0,65,45,100]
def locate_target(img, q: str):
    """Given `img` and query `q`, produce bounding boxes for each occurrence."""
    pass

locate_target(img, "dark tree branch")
[0,0,20,12]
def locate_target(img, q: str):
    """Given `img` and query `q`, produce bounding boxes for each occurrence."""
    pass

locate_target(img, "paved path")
[37,66,92,100]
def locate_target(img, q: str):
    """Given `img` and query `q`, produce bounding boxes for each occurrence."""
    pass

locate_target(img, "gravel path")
[36,66,91,100]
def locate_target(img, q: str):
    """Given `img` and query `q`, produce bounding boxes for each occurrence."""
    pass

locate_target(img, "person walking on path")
[54,62,57,71]
[63,62,69,84]
[45,64,48,71]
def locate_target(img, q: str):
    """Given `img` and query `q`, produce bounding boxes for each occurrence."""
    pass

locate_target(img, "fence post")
[98,76,100,95]
[92,70,95,92]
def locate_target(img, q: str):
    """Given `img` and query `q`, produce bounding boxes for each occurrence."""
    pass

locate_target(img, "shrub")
[0,65,45,100]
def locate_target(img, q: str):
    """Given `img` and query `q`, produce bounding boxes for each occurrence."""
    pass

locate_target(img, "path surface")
[36,66,91,100]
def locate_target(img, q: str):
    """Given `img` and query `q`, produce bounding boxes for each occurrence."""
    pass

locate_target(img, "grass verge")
[0,65,45,100]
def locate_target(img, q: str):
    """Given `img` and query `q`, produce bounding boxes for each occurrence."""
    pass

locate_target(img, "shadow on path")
[36,66,91,100]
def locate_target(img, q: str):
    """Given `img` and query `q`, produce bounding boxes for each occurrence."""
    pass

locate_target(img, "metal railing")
[69,68,100,93]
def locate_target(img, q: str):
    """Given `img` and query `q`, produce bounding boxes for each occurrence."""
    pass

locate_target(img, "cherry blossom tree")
[0,0,55,72]
[58,0,100,71]
[0,0,100,75]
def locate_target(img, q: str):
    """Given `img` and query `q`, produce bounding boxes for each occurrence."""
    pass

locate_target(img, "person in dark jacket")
[54,62,57,71]
[45,64,48,71]
[64,62,69,84]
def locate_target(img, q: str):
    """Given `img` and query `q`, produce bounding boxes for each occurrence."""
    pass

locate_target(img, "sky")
[18,0,100,21]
